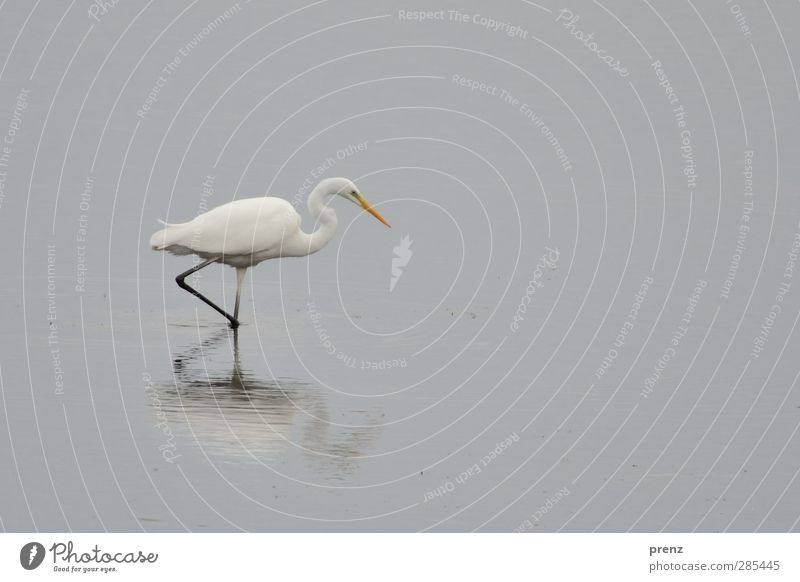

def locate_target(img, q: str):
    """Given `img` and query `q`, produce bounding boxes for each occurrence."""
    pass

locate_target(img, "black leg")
[175,257,240,328]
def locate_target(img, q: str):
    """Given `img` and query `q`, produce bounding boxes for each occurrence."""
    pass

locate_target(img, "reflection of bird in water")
[158,329,382,476]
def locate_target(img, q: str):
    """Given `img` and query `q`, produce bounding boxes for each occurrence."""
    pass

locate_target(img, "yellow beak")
[358,195,391,228]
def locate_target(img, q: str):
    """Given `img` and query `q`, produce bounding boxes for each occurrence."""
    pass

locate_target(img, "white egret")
[150,177,390,328]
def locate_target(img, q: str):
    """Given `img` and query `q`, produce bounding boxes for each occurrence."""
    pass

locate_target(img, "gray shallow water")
[1,0,800,531]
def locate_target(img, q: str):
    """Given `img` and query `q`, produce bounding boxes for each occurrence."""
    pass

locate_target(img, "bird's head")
[320,177,391,228]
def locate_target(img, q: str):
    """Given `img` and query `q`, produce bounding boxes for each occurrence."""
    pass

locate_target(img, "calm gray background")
[0,0,799,532]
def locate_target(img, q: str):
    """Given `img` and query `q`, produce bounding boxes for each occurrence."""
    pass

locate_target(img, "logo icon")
[20,542,45,570]
[390,234,413,292]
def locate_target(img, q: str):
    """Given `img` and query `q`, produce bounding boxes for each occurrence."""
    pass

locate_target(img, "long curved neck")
[299,183,338,255]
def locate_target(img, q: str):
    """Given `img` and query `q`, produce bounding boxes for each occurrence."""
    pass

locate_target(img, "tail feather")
[150,219,188,251]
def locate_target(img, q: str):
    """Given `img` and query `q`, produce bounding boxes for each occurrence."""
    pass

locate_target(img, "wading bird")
[150,177,390,328]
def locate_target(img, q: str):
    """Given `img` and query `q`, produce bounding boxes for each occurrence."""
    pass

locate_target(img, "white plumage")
[150,177,390,328]
[150,197,303,266]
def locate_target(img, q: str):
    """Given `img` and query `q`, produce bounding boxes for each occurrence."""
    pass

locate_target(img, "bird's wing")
[184,197,301,256]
